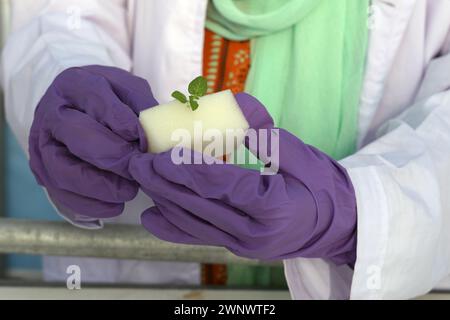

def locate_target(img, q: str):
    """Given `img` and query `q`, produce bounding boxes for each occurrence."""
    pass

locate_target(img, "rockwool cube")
[139,89,249,158]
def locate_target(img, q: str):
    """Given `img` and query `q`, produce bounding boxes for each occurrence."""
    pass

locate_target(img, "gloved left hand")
[29,65,157,224]
[129,93,358,264]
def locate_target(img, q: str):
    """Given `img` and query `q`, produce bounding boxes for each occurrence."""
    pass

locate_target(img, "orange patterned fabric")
[203,29,251,94]
[201,28,251,286]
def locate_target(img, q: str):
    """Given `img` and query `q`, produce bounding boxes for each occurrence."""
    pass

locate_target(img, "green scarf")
[207,0,368,159]
[206,0,368,287]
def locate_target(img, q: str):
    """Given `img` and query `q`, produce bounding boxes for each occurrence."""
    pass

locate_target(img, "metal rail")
[0,218,280,266]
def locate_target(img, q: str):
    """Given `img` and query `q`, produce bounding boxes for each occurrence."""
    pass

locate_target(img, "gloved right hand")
[29,65,158,226]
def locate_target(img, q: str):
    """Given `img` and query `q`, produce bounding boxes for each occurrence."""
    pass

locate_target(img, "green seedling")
[171,76,207,111]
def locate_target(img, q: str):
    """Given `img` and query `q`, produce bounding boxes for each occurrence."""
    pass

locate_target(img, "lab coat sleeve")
[0,0,131,229]
[1,0,131,152]
[284,36,450,300]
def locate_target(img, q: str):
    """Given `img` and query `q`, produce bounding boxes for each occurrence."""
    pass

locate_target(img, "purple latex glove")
[29,65,157,223]
[129,93,357,264]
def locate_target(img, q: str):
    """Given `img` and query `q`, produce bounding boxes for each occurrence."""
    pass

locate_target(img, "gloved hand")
[129,93,358,264]
[29,65,157,225]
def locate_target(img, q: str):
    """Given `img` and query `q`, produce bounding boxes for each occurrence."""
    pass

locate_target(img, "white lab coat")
[1,0,450,299]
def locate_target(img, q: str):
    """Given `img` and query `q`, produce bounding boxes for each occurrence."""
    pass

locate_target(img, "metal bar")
[0,218,280,266]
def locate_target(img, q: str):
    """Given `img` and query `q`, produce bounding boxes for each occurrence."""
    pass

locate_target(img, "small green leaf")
[188,76,207,97]
[189,95,199,111]
[171,90,187,103]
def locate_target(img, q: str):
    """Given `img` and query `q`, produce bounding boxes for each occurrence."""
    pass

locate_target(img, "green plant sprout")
[171,76,207,111]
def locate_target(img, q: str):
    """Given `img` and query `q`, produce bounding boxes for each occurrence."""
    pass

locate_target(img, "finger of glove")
[152,149,289,214]
[48,107,140,179]
[81,65,159,113]
[146,198,278,260]
[141,206,207,245]
[234,92,274,130]
[147,193,244,249]
[39,135,138,203]
[127,153,158,187]
[151,180,285,242]
[50,68,144,142]
[250,127,336,186]
[150,196,280,257]
[45,184,125,218]
[234,93,286,168]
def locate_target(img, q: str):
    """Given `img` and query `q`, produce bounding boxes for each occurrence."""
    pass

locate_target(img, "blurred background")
[0,0,62,282]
